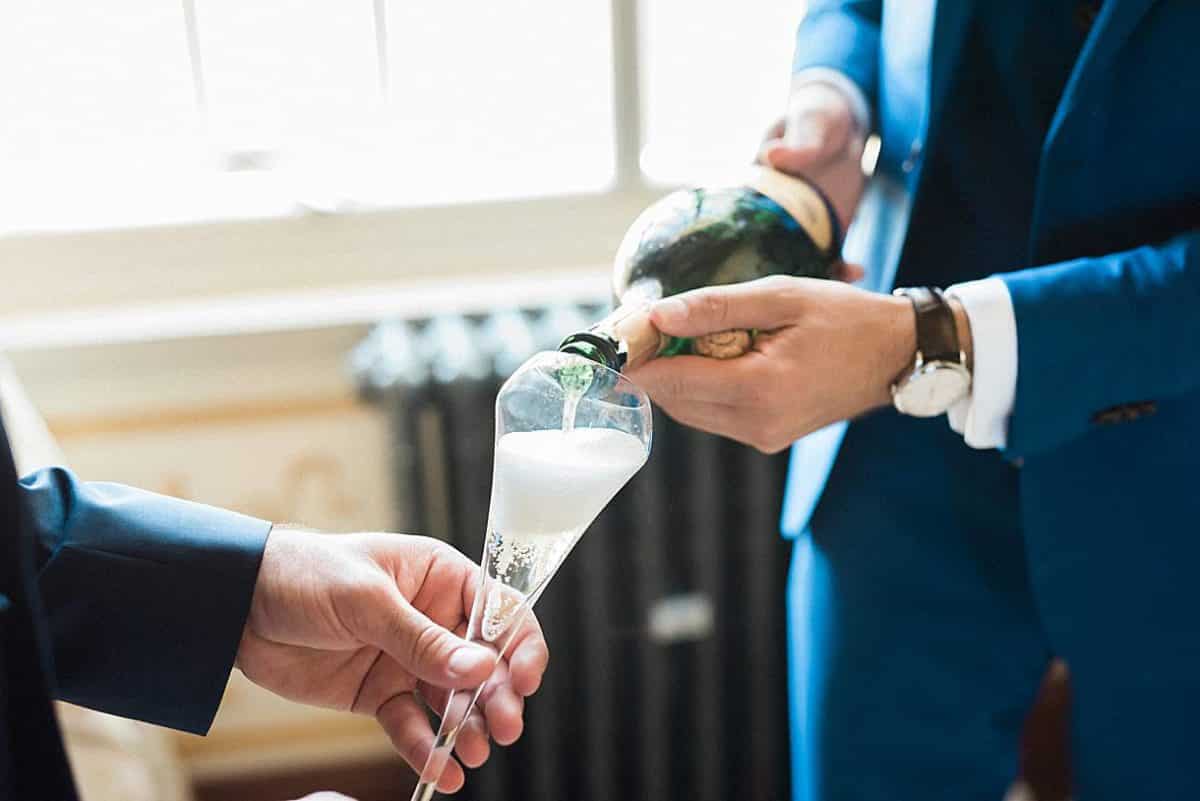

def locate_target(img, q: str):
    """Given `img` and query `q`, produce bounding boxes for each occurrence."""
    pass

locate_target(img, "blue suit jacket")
[0,417,269,799]
[781,0,1200,546]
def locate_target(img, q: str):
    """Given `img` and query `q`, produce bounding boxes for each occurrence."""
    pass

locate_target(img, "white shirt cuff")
[791,68,871,133]
[945,278,1018,450]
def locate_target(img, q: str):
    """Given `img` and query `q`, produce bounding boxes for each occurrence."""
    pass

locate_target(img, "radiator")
[353,304,794,801]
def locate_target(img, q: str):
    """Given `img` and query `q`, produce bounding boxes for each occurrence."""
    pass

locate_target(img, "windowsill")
[0,185,663,319]
[0,269,609,354]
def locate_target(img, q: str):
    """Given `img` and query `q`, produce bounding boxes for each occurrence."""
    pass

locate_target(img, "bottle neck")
[558,302,666,373]
[558,331,622,372]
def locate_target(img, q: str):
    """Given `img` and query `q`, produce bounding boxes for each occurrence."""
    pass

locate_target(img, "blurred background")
[0,2,1072,800]
[0,2,809,800]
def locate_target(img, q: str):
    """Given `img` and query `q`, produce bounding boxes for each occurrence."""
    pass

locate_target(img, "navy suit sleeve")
[792,0,881,107]
[17,467,271,734]
[1001,230,1200,458]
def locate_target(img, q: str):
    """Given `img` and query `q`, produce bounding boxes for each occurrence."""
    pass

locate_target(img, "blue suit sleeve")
[792,0,881,107]
[1002,230,1200,458]
[17,467,271,734]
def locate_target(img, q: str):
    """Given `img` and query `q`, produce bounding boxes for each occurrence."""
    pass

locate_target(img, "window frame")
[0,0,691,315]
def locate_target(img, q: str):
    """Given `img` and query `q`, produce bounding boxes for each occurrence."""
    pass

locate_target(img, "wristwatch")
[890,287,971,417]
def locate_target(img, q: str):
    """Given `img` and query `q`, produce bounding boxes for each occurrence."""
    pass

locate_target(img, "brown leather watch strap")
[895,287,962,364]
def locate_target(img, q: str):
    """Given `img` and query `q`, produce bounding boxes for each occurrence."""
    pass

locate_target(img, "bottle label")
[746,165,833,252]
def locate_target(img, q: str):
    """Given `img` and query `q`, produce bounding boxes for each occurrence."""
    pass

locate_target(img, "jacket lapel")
[0,417,27,599]
[1046,0,1159,144]
[925,0,975,144]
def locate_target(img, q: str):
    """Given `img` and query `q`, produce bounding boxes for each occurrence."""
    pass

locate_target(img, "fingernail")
[448,646,490,679]
[784,119,821,150]
[652,297,687,324]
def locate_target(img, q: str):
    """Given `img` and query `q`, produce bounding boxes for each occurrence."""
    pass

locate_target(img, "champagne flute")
[410,351,652,801]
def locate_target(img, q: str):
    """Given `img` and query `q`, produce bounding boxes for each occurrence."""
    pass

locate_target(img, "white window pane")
[368,0,615,204]
[0,1,617,232]
[640,0,807,185]
[0,1,198,169]
[196,0,381,152]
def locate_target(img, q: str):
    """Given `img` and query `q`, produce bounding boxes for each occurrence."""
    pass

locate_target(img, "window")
[0,1,204,231]
[0,0,809,313]
[0,1,618,233]
[640,0,805,185]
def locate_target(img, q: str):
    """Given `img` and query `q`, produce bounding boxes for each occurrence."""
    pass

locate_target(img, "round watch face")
[893,361,971,417]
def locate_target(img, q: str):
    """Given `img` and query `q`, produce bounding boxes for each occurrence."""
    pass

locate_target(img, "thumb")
[762,112,842,175]
[366,588,495,689]
[762,138,832,176]
[648,277,804,338]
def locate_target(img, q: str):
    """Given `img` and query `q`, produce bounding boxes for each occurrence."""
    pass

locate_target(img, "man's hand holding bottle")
[760,79,868,238]
[629,80,975,449]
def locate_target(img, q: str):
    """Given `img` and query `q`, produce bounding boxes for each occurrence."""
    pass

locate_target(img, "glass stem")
[408,580,548,801]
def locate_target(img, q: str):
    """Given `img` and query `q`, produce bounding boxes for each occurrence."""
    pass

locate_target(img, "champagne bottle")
[558,165,842,373]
